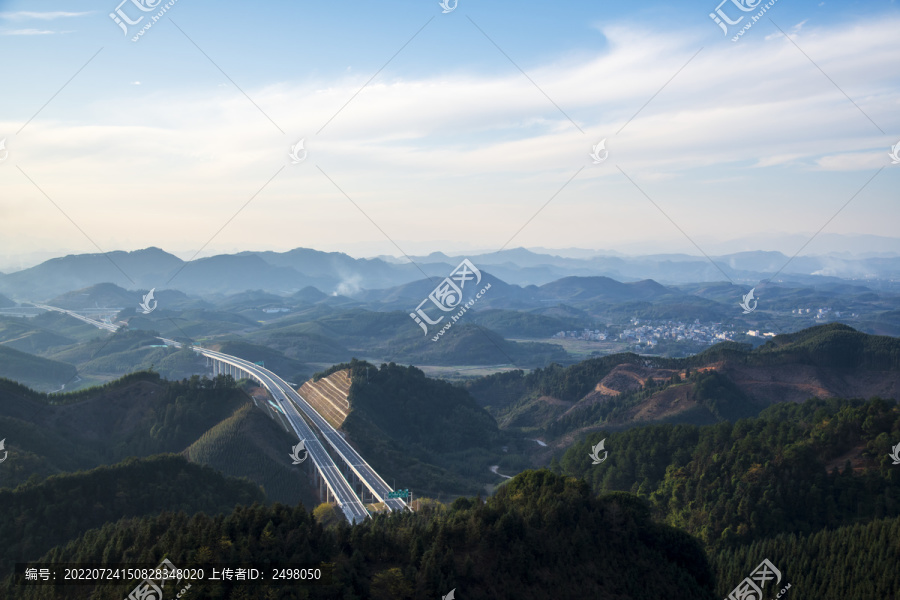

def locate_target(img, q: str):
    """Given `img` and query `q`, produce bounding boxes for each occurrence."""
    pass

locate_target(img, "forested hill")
[0,344,76,390]
[747,322,900,369]
[471,323,900,407]
[1,470,718,600]
[320,359,503,496]
[553,396,900,598]
[464,324,900,433]
[713,516,900,600]
[0,455,264,579]
[561,396,900,543]
[0,372,249,488]
[338,360,500,452]
[0,371,317,511]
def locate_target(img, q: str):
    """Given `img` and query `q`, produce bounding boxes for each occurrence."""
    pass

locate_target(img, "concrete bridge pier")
[311,464,335,505]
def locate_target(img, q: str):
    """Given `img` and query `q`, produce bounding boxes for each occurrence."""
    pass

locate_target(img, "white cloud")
[814,151,887,171]
[1,29,57,35]
[1,13,897,256]
[0,11,91,20]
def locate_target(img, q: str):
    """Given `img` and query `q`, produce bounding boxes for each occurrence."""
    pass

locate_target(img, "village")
[552,318,743,351]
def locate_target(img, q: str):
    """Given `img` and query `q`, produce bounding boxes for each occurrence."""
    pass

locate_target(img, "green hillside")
[29,311,103,340]
[184,403,319,508]
[1,471,717,600]
[481,324,899,403]
[542,367,759,436]
[0,454,263,578]
[0,317,75,354]
[213,339,309,382]
[252,308,570,367]
[384,323,569,367]
[127,308,258,339]
[465,323,900,435]
[0,320,209,387]
[0,343,896,598]
[713,516,900,599]
[557,397,900,548]
[334,360,505,496]
[466,308,582,337]
[262,329,349,363]
[152,345,210,380]
[465,353,641,408]
[749,322,900,369]
[0,372,252,488]
[0,344,76,389]
[46,328,161,364]
[600,296,730,322]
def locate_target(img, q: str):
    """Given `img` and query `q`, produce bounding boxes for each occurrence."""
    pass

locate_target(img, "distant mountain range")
[2,246,900,302]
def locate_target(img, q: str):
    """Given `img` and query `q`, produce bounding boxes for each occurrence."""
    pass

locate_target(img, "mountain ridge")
[4,245,900,301]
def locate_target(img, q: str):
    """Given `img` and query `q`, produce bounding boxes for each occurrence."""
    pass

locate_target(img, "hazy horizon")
[1,2,899,593]
[1,0,899,273]
[3,229,900,274]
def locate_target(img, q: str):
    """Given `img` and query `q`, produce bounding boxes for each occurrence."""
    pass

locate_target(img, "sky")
[0,0,898,269]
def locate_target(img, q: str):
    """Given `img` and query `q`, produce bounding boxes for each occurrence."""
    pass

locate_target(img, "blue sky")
[0,0,898,267]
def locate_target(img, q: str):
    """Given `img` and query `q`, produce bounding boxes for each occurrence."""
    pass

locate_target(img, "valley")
[0,245,898,599]
[4,2,899,595]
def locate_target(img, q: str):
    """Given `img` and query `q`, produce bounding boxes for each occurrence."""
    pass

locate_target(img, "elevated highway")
[285,384,408,512]
[196,349,407,513]
[32,305,409,523]
[195,348,370,524]
[34,304,120,332]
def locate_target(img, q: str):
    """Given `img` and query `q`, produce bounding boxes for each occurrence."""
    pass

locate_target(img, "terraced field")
[297,369,352,428]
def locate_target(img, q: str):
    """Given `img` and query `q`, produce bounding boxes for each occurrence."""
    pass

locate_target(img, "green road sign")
[387,489,409,499]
